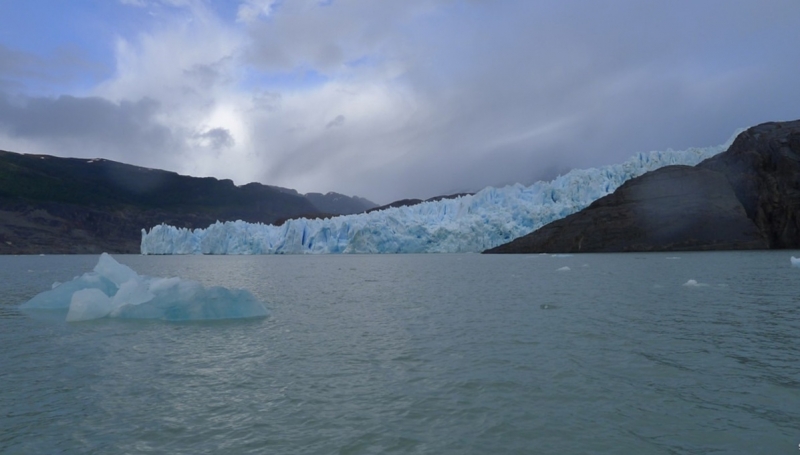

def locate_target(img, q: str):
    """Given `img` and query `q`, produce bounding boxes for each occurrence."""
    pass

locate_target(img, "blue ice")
[141,131,740,255]
[20,253,268,322]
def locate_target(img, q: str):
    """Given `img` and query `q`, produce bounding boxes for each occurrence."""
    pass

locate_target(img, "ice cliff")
[141,135,737,255]
[20,253,269,321]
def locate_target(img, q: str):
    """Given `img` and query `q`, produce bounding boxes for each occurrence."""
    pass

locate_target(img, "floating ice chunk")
[94,252,138,286]
[66,288,114,322]
[22,272,116,310]
[682,279,707,287]
[556,266,571,272]
[791,256,800,268]
[110,284,269,321]
[21,253,268,322]
[112,279,155,307]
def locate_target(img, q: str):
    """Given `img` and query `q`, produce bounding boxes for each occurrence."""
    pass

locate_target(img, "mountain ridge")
[0,150,374,254]
[484,120,800,253]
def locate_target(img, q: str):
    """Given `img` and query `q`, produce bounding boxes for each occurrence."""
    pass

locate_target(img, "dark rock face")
[485,119,800,254]
[485,166,767,253]
[698,120,800,248]
[304,192,377,215]
[0,151,323,254]
[366,193,473,213]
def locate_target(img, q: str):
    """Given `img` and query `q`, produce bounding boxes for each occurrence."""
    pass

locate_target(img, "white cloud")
[236,0,277,23]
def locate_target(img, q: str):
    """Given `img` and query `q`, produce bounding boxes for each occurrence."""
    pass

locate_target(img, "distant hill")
[304,192,377,215]
[365,193,473,213]
[264,185,377,215]
[0,150,370,254]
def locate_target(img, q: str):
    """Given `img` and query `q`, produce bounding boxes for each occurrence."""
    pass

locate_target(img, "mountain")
[484,165,767,253]
[140,138,732,254]
[0,150,329,254]
[484,120,799,253]
[304,192,377,215]
[264,185,377,215]
[365,193,473,213]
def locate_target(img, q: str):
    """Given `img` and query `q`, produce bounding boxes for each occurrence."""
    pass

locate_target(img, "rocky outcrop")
[0,151,322,254]
[485,120,800,253]
[305,192,377,215]
[485,166,767,253]
[698,120,800,248]
[366,193,473,213]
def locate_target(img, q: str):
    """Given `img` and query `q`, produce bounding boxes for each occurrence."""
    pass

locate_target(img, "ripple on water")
[1,252,798,454]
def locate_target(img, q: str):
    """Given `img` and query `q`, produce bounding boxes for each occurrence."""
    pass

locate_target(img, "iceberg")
[791,256,800,268]
[141,134,738,255]
[20,253,268,322]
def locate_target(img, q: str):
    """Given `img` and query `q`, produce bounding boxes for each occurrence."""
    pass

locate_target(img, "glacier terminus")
[141,134,738,255]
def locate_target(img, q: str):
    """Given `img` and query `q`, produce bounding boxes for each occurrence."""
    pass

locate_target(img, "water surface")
[1,252,798,454]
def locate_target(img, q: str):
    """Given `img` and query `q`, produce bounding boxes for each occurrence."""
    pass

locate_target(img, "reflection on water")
[1,252,798,454]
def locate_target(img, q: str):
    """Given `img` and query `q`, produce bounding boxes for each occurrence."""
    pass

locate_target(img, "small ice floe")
[791,256,800,268]
[20,253,268,322]
[556,266,571,272]
[540,304,558,310]
[551,254,573,258]
[665,257,681,260]
[682,279,708,287]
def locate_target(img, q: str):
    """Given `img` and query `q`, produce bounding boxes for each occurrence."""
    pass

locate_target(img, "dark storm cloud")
[243,0,800,202]
[3,0,799,205]
[0,93,180,165]
[197,127,235,149]
[325,114,345,129]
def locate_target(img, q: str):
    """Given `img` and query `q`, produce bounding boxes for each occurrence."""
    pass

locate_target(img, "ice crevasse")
[141,134,738,255]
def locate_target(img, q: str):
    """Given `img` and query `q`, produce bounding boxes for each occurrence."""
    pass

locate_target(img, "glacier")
[20,253,269,321]
[141,134,738,255]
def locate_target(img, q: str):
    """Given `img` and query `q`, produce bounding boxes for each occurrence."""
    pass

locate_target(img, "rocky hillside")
[485,120,800,253]
[0,151,368,254]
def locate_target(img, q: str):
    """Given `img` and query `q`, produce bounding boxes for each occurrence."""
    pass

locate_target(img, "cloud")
[236,0,277,23]
[0,45,39,91]
[2,0,800,204]
[195,127,234,149]
[0,93,179,167]
[325,114,345,129]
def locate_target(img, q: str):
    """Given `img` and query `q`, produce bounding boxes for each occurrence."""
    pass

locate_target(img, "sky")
[0,0,798,204]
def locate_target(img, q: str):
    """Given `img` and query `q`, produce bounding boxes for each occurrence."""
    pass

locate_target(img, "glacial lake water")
[1,252,798,454]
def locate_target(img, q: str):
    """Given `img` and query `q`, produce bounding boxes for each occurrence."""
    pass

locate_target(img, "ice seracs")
[141,133,739,255]
[21,253,269,322]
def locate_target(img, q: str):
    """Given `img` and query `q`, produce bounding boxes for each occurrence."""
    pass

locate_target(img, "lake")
[1,252,798,454]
